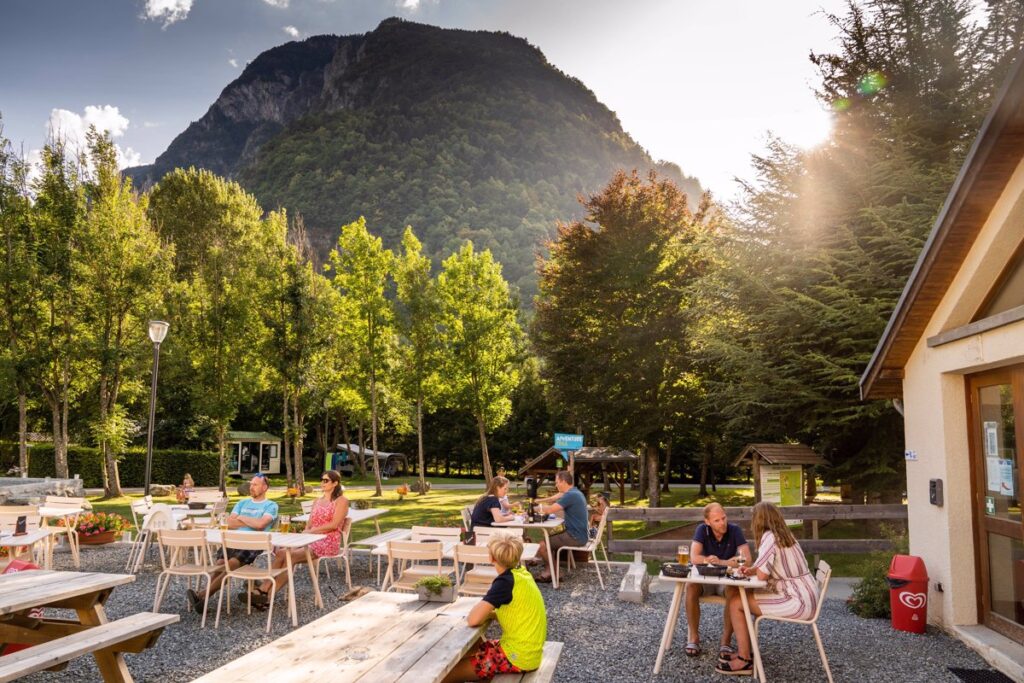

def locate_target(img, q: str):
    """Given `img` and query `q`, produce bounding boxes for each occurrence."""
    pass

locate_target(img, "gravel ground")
[19,545,993,682]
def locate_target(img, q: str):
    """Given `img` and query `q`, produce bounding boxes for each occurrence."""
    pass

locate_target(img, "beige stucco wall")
[901,154,1024,629]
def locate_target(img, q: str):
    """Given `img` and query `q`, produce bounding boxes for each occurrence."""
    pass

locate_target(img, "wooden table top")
[0,570,135,616]
[191,591,482,683]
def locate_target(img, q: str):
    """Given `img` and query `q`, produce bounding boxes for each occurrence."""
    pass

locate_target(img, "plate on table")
[697,564,728,577]
[661,562,690,578]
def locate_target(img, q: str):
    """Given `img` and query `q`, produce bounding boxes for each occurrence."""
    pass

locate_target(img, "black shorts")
[220,548,262,566]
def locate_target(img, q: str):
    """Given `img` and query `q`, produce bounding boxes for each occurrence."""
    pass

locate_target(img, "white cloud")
[142,121,161,128]
[283,25,300,38]
[263,0,289,7]
[143,0,193,27]
[45,105,140,169]
[228,58,239,68]
[399,0,420,8]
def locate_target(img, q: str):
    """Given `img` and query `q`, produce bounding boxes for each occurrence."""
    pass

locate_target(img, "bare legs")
[686,584,737,650]
[724,590,762,671]
[441,638,484,683]
[257,548,308,594]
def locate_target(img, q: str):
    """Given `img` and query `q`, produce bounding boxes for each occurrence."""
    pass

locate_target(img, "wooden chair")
[754,560,834,683]
[42,495,86,568]
[454,543,495,597]
[554,508,611,589]
[154,529,217,627]
[0,506,43,565]
[381,540,449,593]
[215,531,289,633]
[313,518,353,590]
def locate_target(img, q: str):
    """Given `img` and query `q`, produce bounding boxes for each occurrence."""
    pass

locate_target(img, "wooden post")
[812,519,820,568]
[752,459,762,502]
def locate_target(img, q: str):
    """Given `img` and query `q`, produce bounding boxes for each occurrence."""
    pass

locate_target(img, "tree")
[148,168,269,490]
[437,241,523,483]
[78,129,172,497]
[329,217,395,496]
[0,120,37,475]
[394,226,442,494]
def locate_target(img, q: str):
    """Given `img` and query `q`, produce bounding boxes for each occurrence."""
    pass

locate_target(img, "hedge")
[26,445,221,488]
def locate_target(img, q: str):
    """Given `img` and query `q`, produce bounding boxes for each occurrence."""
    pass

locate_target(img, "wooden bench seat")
[0,611,178,682]
[493,641,563,683]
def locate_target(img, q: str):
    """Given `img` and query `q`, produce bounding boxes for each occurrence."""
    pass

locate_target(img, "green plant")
[847,525,909,619]
[414,575,452,595]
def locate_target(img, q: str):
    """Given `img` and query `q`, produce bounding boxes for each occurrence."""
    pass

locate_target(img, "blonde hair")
[488,534,524,569]
[182,473,195,488]
[477,476,510,505]
[751,501,797,548]
[703,502,724,520]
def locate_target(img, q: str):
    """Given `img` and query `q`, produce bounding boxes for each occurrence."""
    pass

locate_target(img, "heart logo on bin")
[899,592,927,610]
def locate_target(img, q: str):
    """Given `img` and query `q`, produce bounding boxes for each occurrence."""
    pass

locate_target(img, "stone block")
[0,477,85,505]
[149,484,177,497]
[618,552,650,604]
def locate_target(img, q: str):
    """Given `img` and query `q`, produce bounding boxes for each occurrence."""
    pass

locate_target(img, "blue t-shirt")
[692,522,747,560]
[231,498,279,531]
[471,496,502,528]
[559,487,589,543]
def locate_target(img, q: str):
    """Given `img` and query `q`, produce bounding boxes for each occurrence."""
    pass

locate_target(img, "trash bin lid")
[888,554,928,581]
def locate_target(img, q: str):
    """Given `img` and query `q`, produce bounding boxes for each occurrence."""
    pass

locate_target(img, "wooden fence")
[606,504,907,557]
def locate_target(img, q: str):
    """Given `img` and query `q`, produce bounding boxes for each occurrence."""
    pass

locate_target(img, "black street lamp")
[144,320,169,496]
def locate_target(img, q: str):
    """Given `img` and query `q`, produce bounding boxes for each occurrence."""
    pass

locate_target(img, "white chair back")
[474,527,519,547]
[301,500,314,515]
[411,526,461,542]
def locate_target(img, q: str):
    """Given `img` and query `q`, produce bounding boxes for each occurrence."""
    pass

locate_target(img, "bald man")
[683,502,751,658]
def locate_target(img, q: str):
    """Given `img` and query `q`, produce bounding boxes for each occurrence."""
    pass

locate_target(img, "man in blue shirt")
[684,502,751,658]
[187,473,278,612]
[532,470,588,583]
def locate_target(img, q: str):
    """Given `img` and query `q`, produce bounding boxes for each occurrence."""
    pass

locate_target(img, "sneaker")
[187,589,203,613]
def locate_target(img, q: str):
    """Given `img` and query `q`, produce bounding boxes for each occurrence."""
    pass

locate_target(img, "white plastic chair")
[215,531,288,633]
[453,543,494,597]
[313,518,352,590]
[42,496,86,569]
[153,529,216,627]
[381,540,449,592]
[754,559,834,683]
[129,505,176,573]
[554,508,611,589]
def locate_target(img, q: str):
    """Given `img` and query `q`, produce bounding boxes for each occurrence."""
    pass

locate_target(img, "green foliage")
[27,444,221,488]
[848,526,910,619]
[414,575,453,594]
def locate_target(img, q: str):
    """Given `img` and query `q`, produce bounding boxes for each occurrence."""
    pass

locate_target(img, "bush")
[847,525,910,619]
[28,445,221,488]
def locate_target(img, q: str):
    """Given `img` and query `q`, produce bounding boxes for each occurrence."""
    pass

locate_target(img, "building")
[226,431,282,476]
[325,444,408,477]
[860,55,1024,677]
[517,446,637,503]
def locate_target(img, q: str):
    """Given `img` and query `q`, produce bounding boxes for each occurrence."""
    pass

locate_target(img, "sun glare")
[784,105,835,150]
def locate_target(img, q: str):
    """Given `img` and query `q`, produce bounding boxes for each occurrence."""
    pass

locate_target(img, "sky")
[0,0,852,200]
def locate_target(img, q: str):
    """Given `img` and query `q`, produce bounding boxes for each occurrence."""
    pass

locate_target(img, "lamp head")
[148,320,169,344]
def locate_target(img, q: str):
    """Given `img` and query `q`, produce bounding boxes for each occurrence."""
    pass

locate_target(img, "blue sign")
[554,433,583,452]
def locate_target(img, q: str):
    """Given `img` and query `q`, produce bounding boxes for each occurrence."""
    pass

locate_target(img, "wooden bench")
[493,641,563,683]
[0,611,177,682]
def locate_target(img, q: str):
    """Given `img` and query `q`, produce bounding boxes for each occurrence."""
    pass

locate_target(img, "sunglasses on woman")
[321,477,332,483]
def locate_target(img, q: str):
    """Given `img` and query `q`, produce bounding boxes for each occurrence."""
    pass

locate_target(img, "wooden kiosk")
[733,443,826,504]
[518,446,638,503]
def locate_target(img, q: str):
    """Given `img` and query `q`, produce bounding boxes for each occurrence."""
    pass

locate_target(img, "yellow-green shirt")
[482,566,547,671]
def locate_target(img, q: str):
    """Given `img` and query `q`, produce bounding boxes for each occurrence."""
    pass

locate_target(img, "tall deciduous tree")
[329,217,395,497]
[394,227,442,495]
[148,168,268,490]
[437,241,522,483]
[79,129,172,497]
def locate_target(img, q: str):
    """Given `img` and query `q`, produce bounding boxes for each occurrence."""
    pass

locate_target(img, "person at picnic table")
[246,469,349,607]
[471,475,517,528]
[442,535,547,682]
[683,502,751,659]
[531,470,588,583]
[716,501,819,677]
[175,473,195,504]
[186,472,278,611]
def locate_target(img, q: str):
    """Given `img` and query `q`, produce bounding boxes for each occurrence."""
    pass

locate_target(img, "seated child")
[442,536,547,682]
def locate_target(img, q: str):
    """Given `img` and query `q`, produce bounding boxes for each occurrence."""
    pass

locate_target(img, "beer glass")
[280,514,291,534]
[677,544,690,565]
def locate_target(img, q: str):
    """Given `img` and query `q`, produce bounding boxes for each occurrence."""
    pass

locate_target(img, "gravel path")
[19,545,992,682]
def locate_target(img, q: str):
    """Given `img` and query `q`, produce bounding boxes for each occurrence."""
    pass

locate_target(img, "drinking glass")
[677,544,690,566]
[280,514,291,534]
[217,514,228,530]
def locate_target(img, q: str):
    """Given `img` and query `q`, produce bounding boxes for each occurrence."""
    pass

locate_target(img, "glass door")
[968,368,1024,643]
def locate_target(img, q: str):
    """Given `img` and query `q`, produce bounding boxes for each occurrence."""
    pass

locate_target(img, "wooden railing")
[606,504,907,557]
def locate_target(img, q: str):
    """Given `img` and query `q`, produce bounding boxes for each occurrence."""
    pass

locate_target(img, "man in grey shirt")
[532,470,589,582]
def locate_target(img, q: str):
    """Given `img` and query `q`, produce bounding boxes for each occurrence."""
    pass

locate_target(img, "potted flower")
[74,512,130,545]
[414,575,454,603]
[396,484,410,501]
[286,486,300,503]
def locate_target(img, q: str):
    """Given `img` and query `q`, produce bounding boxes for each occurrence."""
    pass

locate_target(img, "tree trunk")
[417,397,427,495]
[699,449,710,497]
[661,442,672,493]
[17,393,28,476]
[282,390,293,487]
[99,385,122,498]
[370,373,383,497]
[217,425,227,493]
[292,395,306,495]
[357,421,367,477]
[51,399,68,479]
[638,455,647,497]
[646,444,660,508]
[476,413,493,483]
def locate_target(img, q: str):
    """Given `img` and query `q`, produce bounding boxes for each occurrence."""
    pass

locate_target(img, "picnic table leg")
[284,551,298,627]
[544,530,557,588]
[373,519,381,535]
[305,547,324,609]
[76,602,133,683]
[739,587,766,683]
[654,581,685,674]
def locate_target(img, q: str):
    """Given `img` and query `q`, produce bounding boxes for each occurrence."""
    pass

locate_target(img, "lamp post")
[144,320,169,496]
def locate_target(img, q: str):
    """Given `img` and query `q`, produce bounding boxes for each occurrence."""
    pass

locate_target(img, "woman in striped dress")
[716,501,818,676]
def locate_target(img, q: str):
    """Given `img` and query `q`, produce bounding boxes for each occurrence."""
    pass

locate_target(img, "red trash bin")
[887,555,929,633]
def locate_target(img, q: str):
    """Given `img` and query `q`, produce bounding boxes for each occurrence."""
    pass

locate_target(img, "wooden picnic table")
[203,529,325,627]
[0,570,177,682]
[191,591,482,683]
[492,517,564,587]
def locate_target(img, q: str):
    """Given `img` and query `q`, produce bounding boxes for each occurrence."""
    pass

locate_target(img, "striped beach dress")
[750,530,818,620]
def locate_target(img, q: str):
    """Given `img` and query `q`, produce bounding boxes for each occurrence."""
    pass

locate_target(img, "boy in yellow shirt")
[443,535,548,681]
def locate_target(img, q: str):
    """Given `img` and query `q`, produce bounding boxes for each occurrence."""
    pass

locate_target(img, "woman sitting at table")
[471,476,517,528]
[716,501,818,676]
[175,473,195,504]
[247,470,348,607]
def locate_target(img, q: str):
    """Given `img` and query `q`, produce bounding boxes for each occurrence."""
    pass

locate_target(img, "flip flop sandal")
[719,645,736,657]
[715,656,753,676]
[684,642,701,657]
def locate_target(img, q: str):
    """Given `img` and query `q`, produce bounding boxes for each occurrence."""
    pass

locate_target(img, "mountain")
[127,18,701,298]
